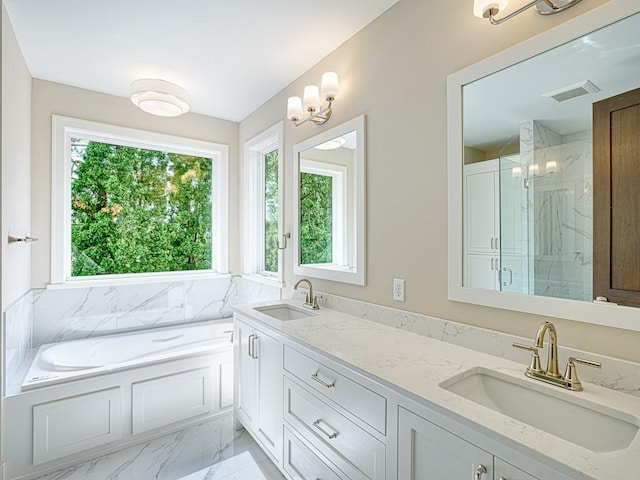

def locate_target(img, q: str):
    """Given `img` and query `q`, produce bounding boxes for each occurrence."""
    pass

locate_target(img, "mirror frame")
[447,0,640,332]
[293,115,366,285]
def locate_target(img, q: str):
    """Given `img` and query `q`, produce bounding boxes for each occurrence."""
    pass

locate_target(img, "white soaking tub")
[7,319,234,478]
[22,319,233,390]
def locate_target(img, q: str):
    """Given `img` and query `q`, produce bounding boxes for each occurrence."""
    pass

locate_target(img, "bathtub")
[22,319,233,390]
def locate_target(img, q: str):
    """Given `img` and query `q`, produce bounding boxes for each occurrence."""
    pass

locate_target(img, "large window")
[52,116,229,284]
[244,122,284,282]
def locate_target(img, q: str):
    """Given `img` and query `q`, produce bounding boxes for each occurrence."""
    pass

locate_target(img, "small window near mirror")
[243,122,284,283]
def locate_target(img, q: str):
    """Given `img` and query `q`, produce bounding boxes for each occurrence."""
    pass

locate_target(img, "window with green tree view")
[264,149,279,273]
[299,172,333,264]
[243,122,283,282]
[71,140,213,276]
[52,116,229,284]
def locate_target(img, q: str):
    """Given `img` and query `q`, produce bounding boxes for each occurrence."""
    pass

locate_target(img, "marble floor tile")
[31,414,285,480]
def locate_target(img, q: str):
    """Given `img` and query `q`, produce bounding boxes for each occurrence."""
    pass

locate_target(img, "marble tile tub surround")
[4,291,34,391]
[305,291,640,397]
[3,276,280,362]
[28,276,280,347]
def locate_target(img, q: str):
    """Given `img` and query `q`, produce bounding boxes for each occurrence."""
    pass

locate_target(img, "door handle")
[251,335,258,359]
[247,334,255,358]
[503,266,513,286]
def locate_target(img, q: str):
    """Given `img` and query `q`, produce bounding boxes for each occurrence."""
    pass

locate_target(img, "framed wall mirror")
[293,115,366,285]
[448,0,640,331]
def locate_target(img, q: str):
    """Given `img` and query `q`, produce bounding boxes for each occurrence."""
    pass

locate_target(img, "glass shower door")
[499,154,529,294]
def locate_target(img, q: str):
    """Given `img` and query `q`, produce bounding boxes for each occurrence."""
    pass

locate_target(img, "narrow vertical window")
[244,122,284,282]
[264,149,279,273]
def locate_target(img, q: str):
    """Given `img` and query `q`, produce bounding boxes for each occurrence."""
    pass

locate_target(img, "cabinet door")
[495,458,539,480]
[465,168,498,254]
[33,388,121,465]
[132,367,212,435]
[398,407,493,480]
[256,328,281,462]
[235,320,257,427]
[466,254,498,290]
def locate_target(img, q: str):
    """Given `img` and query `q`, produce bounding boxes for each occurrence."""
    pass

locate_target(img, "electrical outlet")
[393,278,405,302]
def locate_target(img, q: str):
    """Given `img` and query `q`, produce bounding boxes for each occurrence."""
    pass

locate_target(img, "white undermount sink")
[440,368,639,452]
[253,303,317,321]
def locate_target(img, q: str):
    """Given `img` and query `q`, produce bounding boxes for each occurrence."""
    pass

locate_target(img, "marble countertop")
[233,300,640,480]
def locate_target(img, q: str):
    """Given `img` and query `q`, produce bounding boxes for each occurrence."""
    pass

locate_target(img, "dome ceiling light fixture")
[130,79,190,117]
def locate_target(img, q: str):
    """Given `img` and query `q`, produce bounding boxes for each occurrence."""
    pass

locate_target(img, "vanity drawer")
[284,345,387,435]
[284,426,344,480]
[284,377,385,480]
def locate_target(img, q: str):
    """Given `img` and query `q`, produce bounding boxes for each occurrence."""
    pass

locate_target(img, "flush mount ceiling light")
[130,79,190,117]
[287,72,339,127]
[474,0,583,25]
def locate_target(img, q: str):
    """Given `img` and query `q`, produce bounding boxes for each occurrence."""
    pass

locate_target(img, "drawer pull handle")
[311,372,335,388]
[475,465,487,480]
[248,334,254,357]
[312,419,338,439]
[251,335,259,359]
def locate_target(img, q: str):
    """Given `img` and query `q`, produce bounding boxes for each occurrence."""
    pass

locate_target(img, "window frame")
[51,115,229,286]
[243,122,284,284]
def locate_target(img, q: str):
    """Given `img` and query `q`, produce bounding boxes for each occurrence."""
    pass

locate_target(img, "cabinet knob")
[475,464,487,480]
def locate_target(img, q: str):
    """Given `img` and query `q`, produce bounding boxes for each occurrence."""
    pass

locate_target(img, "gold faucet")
[294,278,320,310]
[534,321,561,378]
[513,321,601,391]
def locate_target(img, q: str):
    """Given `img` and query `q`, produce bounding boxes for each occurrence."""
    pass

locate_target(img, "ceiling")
[463,11,640,153]
[4,0,398,122]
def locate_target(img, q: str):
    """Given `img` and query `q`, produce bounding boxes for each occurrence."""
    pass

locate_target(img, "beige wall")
[30,80,240,287]
[239,0,640,362]
[2,4,32,308]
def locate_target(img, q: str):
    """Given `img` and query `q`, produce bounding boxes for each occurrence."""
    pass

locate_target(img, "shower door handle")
[503,267,513,286]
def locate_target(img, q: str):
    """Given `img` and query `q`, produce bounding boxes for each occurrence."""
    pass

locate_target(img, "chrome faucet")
[513,321,601,391]
[294,278,320,310]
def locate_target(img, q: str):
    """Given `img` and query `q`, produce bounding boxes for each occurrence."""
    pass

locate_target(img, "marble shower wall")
[520,122,593,301]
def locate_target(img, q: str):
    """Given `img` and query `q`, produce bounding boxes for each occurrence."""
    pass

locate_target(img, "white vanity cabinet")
[234,315,283,465]
[232,304,583,480]
[398,407,539,480]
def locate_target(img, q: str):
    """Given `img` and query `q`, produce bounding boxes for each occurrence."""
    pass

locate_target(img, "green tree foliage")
[70,140,212,276]
[264,149,279,273]
[299,172,333,264]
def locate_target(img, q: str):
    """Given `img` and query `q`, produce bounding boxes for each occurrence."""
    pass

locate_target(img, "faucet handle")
[512,343,544,374]
[564,357,601,391]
